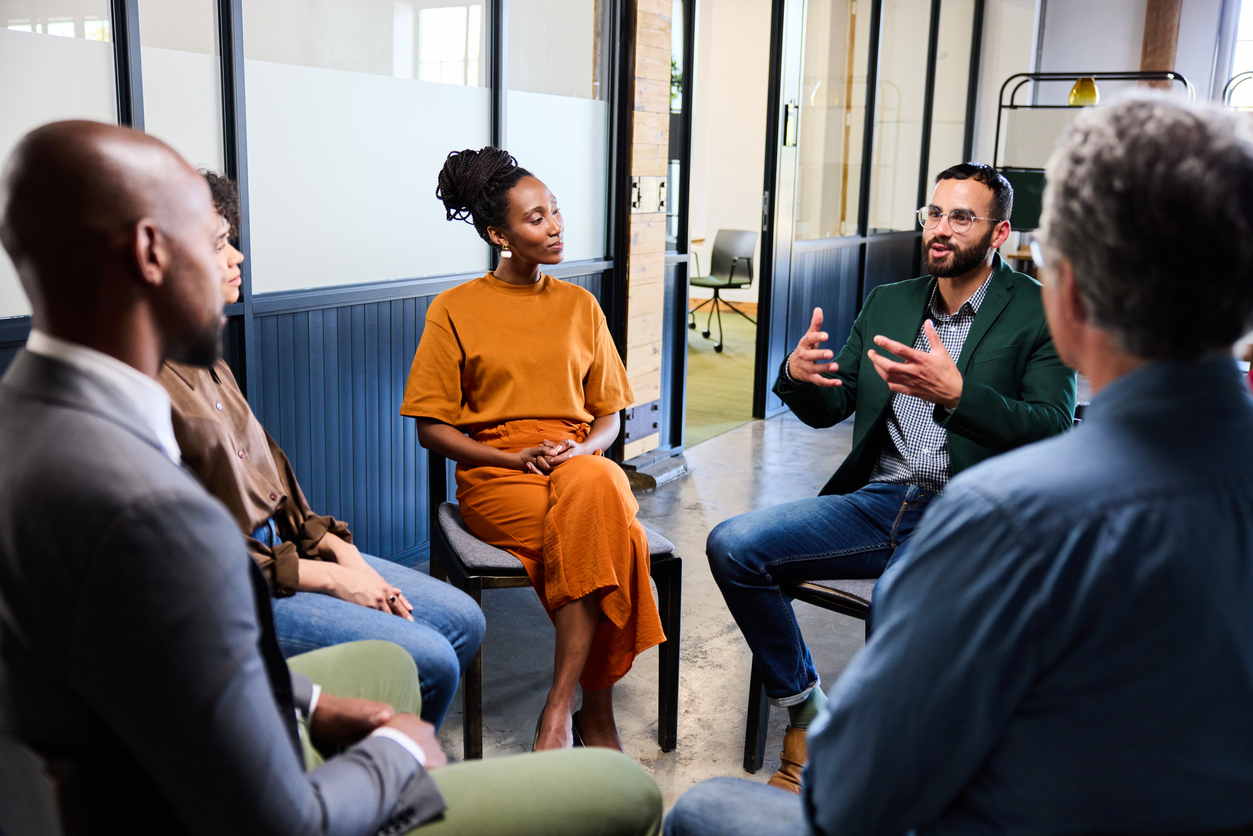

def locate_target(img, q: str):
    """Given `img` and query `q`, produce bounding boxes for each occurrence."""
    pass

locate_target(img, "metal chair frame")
[743,579,871,773]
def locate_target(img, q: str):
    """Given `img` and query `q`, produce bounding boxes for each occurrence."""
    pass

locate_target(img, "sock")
[787,687,828,730]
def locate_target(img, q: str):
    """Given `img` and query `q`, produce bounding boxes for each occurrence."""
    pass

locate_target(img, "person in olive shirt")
[159,173,485,729]
[706,164,1076,792]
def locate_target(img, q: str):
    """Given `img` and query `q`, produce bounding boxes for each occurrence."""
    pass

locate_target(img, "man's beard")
[170,320,223,368]
[922,225,995,278]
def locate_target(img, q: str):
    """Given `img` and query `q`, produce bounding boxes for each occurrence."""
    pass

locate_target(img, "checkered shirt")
[868,273,992,493]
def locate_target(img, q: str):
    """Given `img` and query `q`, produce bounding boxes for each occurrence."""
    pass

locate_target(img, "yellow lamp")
[1068,77,1100,106]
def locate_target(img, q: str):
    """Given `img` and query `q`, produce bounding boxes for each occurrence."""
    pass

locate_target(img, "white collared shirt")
[25,329,183,466]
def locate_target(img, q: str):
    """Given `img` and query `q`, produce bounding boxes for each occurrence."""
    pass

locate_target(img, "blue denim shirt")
[805,357,1253,836]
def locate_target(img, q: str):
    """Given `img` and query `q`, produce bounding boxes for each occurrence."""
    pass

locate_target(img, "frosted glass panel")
[867,0,930,233]
[925,0,973,187]
[0,1,117,318]
[244,0,485,86]
[508,0,601,99]
[506,0,609,260]
[138,0,224,172]
[245,60,490,292]
[507,91,607,263]
[243,0,490,293]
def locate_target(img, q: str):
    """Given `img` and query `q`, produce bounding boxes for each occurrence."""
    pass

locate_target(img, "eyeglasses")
[917,206,1005,235]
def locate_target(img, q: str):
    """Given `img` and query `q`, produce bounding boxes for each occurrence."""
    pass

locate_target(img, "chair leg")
[744,662,770,773]
[463,580,484,760]
[712,293,725,352]
[702,289,718,339]
[691,297,711,330]
[429,551,447,582]
[721,298,757,326]
[652,557,682,753]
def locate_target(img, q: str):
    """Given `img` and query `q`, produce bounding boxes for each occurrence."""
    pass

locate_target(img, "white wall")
[687,0,772,303]
[1035,0,1224,103]
[972,0,1227,162]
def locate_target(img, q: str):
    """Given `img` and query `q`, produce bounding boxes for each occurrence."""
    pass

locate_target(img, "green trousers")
[288,641,663,836]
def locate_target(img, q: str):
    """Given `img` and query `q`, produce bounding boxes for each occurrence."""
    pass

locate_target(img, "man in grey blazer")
[0,121,662,835]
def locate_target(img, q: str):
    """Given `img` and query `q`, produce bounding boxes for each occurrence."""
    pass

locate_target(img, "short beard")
[170,325,223,368]
[923,225,996,278]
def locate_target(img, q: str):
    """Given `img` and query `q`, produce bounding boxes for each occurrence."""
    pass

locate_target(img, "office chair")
[689,229,758,353]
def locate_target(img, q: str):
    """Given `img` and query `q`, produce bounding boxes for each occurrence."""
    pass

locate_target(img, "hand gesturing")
[787,307,842,387]
[866,319,963,408]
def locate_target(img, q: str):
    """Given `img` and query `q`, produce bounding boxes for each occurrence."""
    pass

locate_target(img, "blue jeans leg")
[664,778,806,836]
[270,555,485,729]
[706,482,933,703]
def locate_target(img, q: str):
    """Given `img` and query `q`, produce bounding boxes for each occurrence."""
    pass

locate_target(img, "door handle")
[783,101,799,147]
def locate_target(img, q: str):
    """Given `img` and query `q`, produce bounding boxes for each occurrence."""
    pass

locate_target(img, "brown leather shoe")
[767,725,807,795]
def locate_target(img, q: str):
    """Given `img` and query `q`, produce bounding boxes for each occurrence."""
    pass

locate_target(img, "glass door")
[753,0,805,418]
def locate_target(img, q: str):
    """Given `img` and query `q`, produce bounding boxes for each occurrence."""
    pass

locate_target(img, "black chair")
[689,229,758,353]
[743,578,873,773]
[426,452,682,759]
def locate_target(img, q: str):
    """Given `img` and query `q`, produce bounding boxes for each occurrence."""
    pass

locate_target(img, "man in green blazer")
[707,163,1076,793]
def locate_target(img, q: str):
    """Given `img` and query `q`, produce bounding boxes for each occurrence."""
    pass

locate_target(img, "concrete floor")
[433,412,865,811]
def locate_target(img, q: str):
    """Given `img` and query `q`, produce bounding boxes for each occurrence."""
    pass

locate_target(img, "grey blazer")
[0,351,444,835]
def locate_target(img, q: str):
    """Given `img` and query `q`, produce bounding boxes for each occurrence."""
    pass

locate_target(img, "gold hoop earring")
[500,242,512,258]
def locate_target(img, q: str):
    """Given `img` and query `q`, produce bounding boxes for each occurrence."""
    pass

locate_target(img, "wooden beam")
[1140,0,1182,89]
[623,1,671,460]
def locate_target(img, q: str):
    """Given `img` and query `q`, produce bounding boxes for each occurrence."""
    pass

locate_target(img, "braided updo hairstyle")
[437,147,532,250]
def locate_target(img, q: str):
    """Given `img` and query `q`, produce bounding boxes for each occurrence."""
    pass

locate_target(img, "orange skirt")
[455,419,665,690]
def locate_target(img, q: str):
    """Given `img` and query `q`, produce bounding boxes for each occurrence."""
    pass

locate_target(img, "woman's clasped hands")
[519,438,589,475]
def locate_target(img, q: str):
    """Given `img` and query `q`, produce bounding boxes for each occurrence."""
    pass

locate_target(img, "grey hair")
[1039,95,1253,360]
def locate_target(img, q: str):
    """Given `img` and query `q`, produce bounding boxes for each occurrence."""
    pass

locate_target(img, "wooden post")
[1140,0,1182,89]
[623,0,671,461]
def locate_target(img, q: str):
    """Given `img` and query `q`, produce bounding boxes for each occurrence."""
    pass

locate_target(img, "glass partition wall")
[0,0,118,317]
[242,0,493,293]
[795,0,871,241]
[0,0,621,305]
[790,0,979,245]
[139,0,225,173]
[506,0,610,263]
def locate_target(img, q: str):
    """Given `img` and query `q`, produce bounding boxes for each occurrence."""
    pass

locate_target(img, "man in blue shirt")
[667,95,1253,836]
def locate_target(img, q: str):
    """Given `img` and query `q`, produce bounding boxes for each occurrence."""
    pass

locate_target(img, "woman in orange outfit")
[400,147,665,752]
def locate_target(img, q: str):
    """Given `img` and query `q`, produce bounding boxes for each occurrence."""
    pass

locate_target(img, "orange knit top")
[400,273,633,431]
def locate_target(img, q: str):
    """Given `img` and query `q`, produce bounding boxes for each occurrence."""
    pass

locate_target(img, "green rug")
[685,305,757,447]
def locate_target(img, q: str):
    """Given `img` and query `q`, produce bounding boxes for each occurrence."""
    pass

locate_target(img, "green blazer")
[774,255,1076,497]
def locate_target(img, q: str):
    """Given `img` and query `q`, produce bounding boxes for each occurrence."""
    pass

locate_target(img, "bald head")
[0,120,225,372]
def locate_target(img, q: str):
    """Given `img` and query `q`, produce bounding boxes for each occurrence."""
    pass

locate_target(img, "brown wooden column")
[622,0,671,461]
[1140,0,1182,88]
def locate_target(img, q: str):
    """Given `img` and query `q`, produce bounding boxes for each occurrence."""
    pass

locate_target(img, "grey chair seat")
[436,501,676,574]
[744,576,876,774]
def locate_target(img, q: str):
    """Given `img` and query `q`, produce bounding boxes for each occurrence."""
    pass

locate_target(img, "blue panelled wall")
[0,265,608,567]
[248,266,606,565]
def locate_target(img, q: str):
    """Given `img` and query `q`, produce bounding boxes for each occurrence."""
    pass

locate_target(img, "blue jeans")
[706,482,933,703]
[255,521,485,728]
[665,778,805,836]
